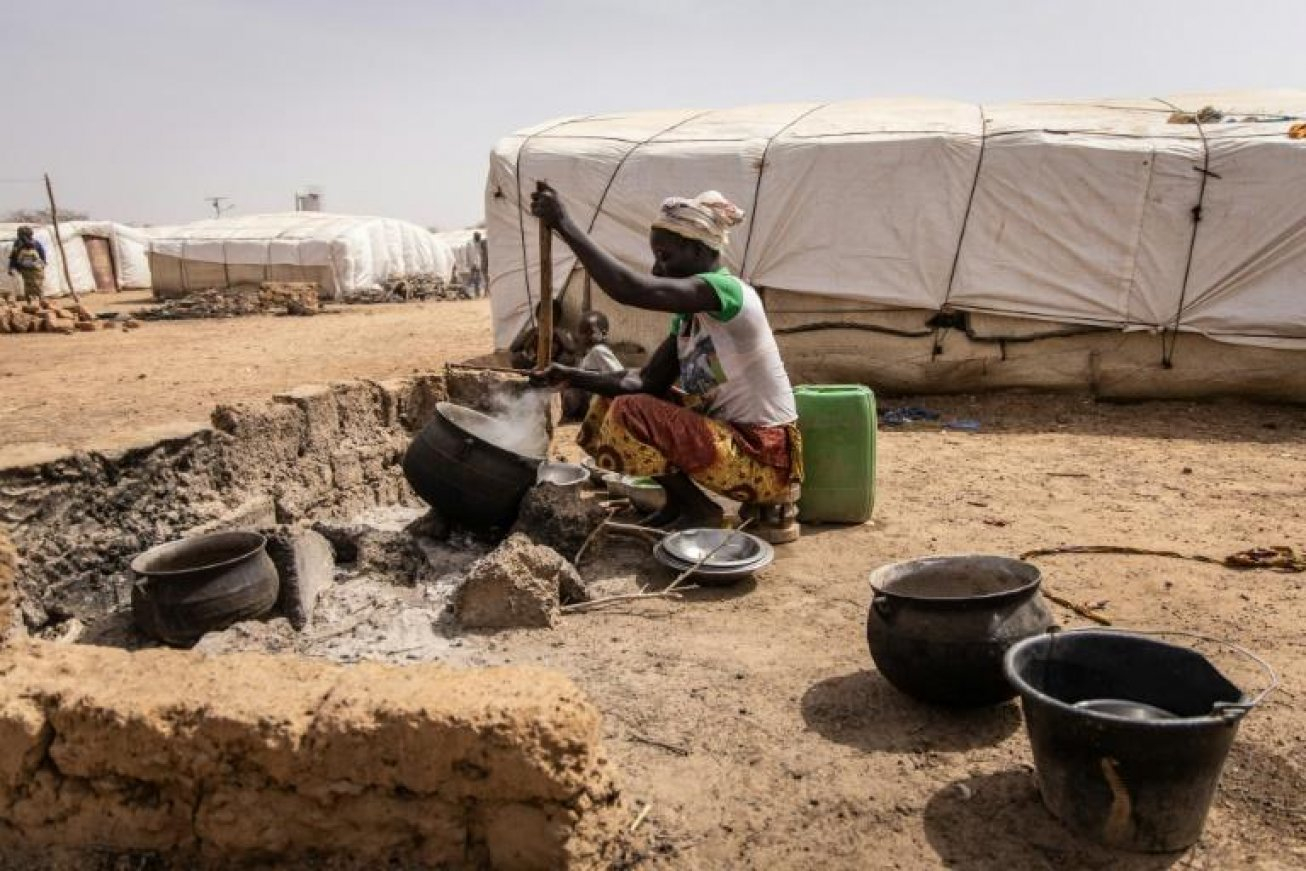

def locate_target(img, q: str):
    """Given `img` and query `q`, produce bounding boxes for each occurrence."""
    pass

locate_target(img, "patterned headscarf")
[651,191,746,251]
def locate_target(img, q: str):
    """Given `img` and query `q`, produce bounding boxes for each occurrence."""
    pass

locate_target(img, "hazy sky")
[8,0,1304,229]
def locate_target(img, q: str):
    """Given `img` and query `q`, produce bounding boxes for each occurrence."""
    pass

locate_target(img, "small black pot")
[866,554,1054,707]
[131,530,279,647]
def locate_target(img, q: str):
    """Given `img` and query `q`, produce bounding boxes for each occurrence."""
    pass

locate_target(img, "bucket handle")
[1059,627,1279,719]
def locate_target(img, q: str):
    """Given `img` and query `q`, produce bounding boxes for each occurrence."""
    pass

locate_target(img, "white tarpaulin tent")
[0,223,95,298]
[66,221,152,290]
[148,213,454,300]
[487,91,1306,365]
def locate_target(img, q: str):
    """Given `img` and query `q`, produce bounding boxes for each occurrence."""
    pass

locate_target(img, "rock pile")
[512,483,608,557]
[350,274,468,303]
[139,282,320,320]
[0,298,139,335]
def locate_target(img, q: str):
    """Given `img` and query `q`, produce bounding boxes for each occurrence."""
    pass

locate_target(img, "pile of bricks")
[0,298,139,335]
[351,274,465,303]
[140,282,320,320]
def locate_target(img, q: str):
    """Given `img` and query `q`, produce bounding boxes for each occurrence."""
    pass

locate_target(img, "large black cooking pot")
[402,401,546,529]
[866,554,1054,707]
[131,530,279,647]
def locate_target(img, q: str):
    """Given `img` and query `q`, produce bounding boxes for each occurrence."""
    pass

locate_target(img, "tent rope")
[738,103,830,282]
[1154,98,1216,370]
[555,110,718,302]
[933,104,988,360]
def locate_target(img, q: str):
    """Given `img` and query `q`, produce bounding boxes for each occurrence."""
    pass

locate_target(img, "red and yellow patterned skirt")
[578,394,802,505]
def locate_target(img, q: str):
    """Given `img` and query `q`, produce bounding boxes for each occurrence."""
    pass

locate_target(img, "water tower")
[295,186,323,212]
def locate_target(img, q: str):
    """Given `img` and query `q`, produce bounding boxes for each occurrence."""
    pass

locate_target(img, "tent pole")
[536,181,554,367]
[44,173,80,303]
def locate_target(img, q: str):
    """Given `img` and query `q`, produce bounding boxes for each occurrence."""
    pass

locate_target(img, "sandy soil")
[432,399,1305,869]
[6,301,1305,867]
[0,291,494,450]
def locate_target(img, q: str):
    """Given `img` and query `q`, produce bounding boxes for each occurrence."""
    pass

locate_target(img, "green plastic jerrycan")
[794,385,876,524]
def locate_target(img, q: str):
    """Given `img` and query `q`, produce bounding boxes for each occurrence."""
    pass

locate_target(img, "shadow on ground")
[923,768,1185,870]
[878,393,1306,443]
[800,669,1021,753]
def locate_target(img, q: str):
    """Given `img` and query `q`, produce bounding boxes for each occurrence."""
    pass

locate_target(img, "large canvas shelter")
[486,91,1306,399]
[149,213,454,300]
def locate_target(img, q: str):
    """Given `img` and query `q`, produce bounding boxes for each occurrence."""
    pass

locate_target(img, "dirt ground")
[5,300,1305,868]
[0,291,493,451]
[455,401,1306,870]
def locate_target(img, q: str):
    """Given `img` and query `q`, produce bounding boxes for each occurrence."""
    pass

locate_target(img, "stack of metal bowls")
[653,528,774,585]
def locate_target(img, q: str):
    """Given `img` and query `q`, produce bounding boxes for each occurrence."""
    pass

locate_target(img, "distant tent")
[487,91,1306,399]
[66,222,152,291]
[148,213,454,300]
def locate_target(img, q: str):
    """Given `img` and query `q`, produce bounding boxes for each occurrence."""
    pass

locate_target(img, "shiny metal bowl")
[662,528,768,569]
[536,461,589,487]
[606,475,667,512]
[652,535,774,583]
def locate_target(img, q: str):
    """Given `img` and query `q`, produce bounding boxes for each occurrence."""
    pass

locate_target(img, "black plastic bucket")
[1004,629,1276,852]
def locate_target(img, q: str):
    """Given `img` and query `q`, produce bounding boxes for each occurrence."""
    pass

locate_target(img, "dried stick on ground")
[563,520,754,614]
[573,508,620,565]
[560,585,700,614]
[1040,589,1112,626]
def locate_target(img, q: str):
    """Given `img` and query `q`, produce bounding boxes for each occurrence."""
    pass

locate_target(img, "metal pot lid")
[436,401,548,460]
[662,528,769,569]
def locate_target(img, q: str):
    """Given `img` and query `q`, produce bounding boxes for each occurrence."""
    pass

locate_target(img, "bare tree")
[4,207,90,224]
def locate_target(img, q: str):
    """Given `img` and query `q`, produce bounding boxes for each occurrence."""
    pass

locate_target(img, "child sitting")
[562,310,624,422]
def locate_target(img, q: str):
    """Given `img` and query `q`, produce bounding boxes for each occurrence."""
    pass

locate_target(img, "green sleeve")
[669,313,686,336]
[697,270,744,322]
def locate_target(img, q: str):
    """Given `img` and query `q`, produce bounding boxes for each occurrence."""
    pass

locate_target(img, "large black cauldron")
[867,554,1054,707]
[403,401,546,529]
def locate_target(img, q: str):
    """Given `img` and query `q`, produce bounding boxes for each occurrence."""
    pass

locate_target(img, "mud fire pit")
[0,371,632,868]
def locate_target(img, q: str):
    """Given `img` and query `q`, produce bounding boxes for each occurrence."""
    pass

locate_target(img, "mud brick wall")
[0,640,623,868]
[0,375,446,628]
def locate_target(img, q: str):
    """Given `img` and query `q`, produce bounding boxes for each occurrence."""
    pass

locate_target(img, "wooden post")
[536,181,554,368]
[44,173,80,303]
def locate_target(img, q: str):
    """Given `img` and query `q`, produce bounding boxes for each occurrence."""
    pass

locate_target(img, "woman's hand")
[530,182,569,230]
[529,363,574,388]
